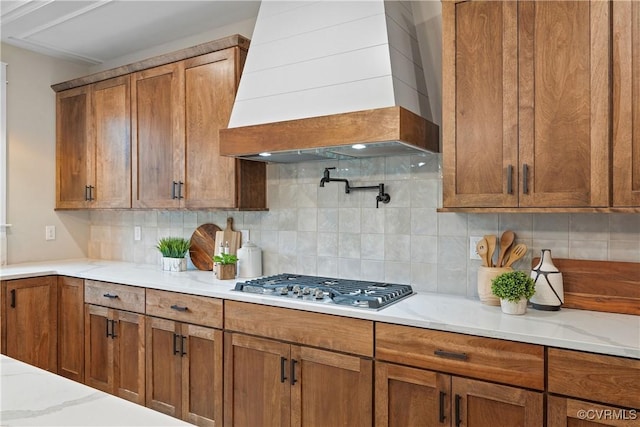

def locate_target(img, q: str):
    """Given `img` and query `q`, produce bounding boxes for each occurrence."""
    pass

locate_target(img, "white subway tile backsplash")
[88,156,639,299]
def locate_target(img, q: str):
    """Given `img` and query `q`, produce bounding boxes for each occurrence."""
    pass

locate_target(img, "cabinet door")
[184,49,237,209]
[224,332,291,427]
[132,63,185,208]
[58,276,84,382]
[518,0,609,207]
[452,377,543,427]
[442,1,518,208]
[291,345,373,427]
[113,310,145,404]
[2,277,57,371]
[613,0,640,207]
[56,86,92,208]
[375,362,450,427]
[146,316,181,417]
[182,324,223,426]
[84,304,113,393]
[548,395,638,427]
[92,76,131,208]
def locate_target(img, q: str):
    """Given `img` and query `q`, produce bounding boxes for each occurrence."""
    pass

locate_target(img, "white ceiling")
[0,0,261,65]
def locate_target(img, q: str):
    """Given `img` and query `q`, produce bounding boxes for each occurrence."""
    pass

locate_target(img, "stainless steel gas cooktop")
[234,273,413,310]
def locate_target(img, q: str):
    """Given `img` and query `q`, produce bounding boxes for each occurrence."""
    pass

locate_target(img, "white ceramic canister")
[237,241,262,278]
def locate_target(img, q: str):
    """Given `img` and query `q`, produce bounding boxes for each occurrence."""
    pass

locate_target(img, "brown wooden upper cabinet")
[613,1,640,207]
[56,76,131,209]
[132,47,266,209]
[442,0,611,209]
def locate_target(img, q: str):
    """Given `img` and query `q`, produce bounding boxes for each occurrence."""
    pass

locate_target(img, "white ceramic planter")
[162,257,187,272]
[500,298,528,315]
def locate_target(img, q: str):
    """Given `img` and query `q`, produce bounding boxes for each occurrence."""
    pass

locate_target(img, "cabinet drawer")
[84,280,145,313]
[224,301,373,357]
[376,323,544,390]
[548,348,640,409]
[146,289,222,328]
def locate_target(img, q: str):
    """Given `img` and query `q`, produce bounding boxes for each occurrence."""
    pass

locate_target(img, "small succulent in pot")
[157,237,191,271]
[491,270,536,315]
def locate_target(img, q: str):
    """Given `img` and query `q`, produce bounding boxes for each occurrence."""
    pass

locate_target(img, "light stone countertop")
[1,259,638,359]
[0,355,192,426]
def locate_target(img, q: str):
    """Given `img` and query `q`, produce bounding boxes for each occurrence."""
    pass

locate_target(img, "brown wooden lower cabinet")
[1,276,57,372]
[145,316,223,427]
[375,361,543,427]
[224,332,373,427]
[548,395,638,427]
[57,276,84,382]
[84,304,145,404]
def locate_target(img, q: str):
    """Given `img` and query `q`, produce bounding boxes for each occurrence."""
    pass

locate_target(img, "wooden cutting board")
[189,223,221,271]
[215,217,241,256]
[531,258,640,315]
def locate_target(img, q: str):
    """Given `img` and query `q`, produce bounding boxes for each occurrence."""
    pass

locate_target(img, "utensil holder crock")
[477,266,513,305]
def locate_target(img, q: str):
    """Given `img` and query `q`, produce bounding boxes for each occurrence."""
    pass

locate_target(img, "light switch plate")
[134,226,141,241]
[45,225,56,241]
[469,236,482,260]
[240,229,249,244]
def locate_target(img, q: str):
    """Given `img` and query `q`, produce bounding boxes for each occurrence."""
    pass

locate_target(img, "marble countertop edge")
[1,258,638,360]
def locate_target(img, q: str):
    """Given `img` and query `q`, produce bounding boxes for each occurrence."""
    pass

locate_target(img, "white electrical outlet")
[45,225,56,241]
[240,229,249,243]
[469,236,483,260]
[134,226,141,241]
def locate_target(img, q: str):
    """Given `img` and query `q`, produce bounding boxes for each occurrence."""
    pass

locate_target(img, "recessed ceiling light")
[259,152,272,157]
[352,144,366,150]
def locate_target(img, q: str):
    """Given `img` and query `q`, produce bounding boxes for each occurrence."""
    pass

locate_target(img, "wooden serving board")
[531,258,640,315]
[215,217,241,256]
[189,223,221,271]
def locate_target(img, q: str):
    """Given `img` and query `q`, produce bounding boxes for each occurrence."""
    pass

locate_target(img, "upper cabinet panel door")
[132,63,185,209]
[92,76,131,208]
[56,86,92,209]
[518,0,610,207]
[184,49,238,209]
[613,0,640,207]
[442,1,519,208]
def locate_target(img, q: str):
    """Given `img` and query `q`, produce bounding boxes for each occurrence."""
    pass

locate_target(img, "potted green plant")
[213,253,238,280]
[491,270,536,315]
[156,237,191,272]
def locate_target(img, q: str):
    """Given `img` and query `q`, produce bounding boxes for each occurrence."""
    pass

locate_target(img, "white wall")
[1,43,91,264]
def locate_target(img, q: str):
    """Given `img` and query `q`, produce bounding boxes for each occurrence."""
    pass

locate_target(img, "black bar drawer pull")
[10,289,16,308]
[84,185,89,201]
[455,394,462,427]
[170,304,188,312]
[506,164,513,194]
[106,318,111,338]
[291,359,298,385]
[180,335,187,356]
[280,357,288,383]
[439,391,446,422]
[178,181,184,199]
[103,293,118,299]
[523,164,529,194]
[434,349,468,361]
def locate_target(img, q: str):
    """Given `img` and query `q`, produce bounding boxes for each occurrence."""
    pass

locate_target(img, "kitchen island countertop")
[1,258,638,359]
[0,355,191,426]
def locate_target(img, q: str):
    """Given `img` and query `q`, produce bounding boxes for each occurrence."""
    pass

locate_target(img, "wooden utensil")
[189,223,221,271]
[476,238,490,267]
[497,230,515,267]
[504,243,527,268]
[484,234,497,267]
[214,217,242,256]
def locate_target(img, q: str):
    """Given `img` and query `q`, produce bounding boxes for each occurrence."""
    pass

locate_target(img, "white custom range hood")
[220,0,439,163]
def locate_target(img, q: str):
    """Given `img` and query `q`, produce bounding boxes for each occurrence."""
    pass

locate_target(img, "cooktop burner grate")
[234,273,413,309]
